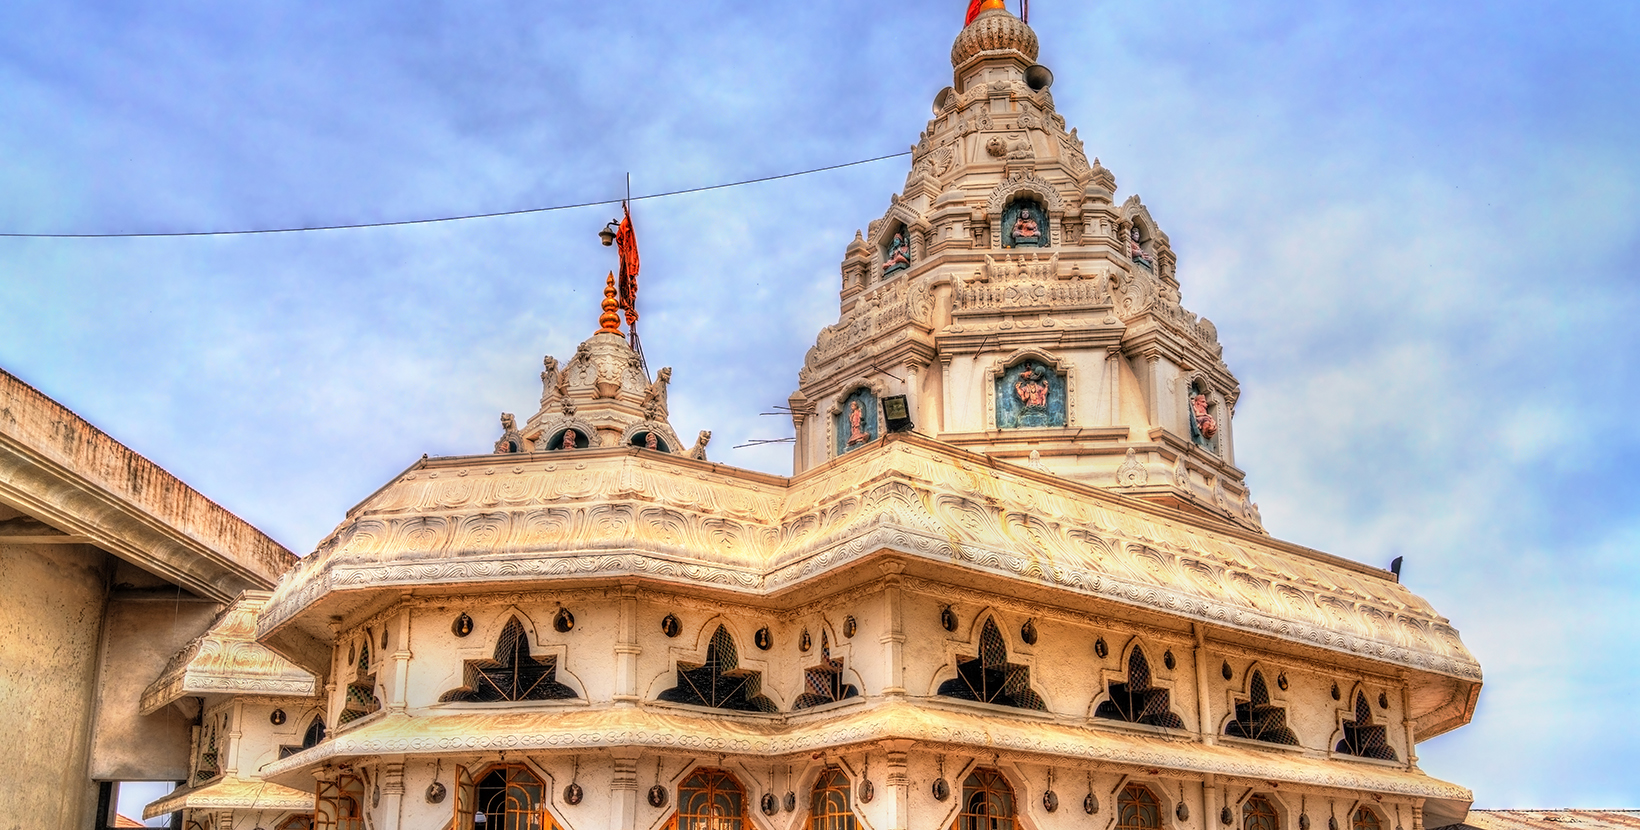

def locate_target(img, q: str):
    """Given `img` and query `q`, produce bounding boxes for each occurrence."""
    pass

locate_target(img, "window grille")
[1095,647,1185,728]
[794,632,860,710]
[1116,784,1161,830]
[809,767,858,830]
[936,618,1046,711]
[440,617,578,702]
[670,768,748,830]
[658,626,778,712]
[338,640,380,725]
[952,768,1015,830]
[1225,672,1300,746]
[1335,692,1397,760]
[192,714,223,785]
[315,776,364,830]
[1244,796,1279,830]
[1352,807,1382,830]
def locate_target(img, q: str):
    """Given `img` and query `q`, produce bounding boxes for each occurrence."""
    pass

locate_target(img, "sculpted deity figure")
[642,367,672,419]
[559,428,580,450]
[686,430,712,461]
[1191,393,1219,439]
[1014,365,1050,410]
[847,400,870,446]
[493,413,524,454]
[538,355,559,407]
[644,432,658,450]
[1013,209,1040,243]
[882,232,911,275]
[1129,226,1155,268]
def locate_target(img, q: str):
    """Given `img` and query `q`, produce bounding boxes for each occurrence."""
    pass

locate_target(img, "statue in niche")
[1189,386,1219,449]
[556,428,583,450]
[834,389,879,456]
[1129,226,1156,269]
[632,431,668,452]
[882,232,911,276]
[493,413,525,454]
[642,367,672,420]
[995,361,1067,429]
[1003,200,1046,248]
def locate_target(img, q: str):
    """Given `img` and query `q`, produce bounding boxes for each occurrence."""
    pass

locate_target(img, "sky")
[2,0,1637,815]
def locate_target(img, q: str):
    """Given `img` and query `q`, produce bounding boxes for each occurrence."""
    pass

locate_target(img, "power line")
[0,150,912,240]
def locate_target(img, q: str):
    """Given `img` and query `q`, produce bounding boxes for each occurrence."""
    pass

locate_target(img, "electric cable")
[0,150,911,239]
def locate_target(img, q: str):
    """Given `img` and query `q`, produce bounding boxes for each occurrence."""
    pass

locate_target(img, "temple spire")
[598,272,622,335]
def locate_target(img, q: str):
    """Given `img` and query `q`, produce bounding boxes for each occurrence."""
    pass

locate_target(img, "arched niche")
[545,423,595,450]
[1183,376,1224,454]
[1001,198,1049,248]
[881,220,913,278]
[985,349,1075,430]
[830,384,884,457]
[621,420,681,453]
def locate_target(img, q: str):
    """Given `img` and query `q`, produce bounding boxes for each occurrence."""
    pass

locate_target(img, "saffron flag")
[615,202,639,334]
[965,0,985,25]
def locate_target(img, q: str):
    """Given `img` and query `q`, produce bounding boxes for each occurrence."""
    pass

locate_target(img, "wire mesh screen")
[1094,647,1185,729]
[440,617,578,702]
[1335,693,1397,760]
[1225,672,1300,745]
[659,626,778,712]
[936,619,1046,711]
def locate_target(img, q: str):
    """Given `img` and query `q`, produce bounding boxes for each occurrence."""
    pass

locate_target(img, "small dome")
[951,8,1039,67]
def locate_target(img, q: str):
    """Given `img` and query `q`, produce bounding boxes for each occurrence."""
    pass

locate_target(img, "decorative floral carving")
[1116,449,1148,487]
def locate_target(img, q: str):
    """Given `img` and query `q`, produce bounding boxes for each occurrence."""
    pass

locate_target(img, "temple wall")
[89,594,219,781]
[0,543,109,830]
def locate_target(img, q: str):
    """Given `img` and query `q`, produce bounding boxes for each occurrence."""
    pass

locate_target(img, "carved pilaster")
[390,607,412,713]
[879,739,915,830]
[611,756,640,830]
[380,761,406,830]
[1193,624,1215,746]
[615,585,640,705]
[880,567,906,696]
[224,701,243,778]
[1106,347,1123,427]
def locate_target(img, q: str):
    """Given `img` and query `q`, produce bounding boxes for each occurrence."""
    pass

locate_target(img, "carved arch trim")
[434,605,588,704]
[984,172,1067,217]
[1215,659,1294,738]
[619,420,685,455]
[1086,635,1185,728]
[643,614,783,711]
[984,348,1077,430]
[826,380,890,460]
[925,608,1052,712]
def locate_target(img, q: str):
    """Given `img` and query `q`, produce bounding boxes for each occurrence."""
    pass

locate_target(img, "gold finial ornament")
[598,272,622,334]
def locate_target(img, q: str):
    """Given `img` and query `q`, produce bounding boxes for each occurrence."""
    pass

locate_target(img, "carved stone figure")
[539,356,560,407]
[493,413,524,454]
[644,432,658,450]
[559,428,580,450]
[1191,393,1219,439]
[686,430,712,461]
[986,134,1032,160]
[882,233,911,275]
[1129,226,1155,269]
[1014,365,1050,410]
[642,367,672,420]
[1003,200,1046,249]
[1011,209,1041,245]
[847,400,870,446]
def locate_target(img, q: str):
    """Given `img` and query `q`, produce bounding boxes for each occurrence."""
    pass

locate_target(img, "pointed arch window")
[1225,671,1299,746]
[1095,646,1185,729]
[671,768,748,830]
[1352,808,1382,830]
[794,631,860,710]
[1336,692,1397,760]
[192,712,223,784]
[809,767,858,830]
[280,716,327,759]
[440,617,578,702]
[1116,784,1161,830]
[315,775,364,830]
[952,768,1015,830]
[937,618,1046,711]
[658,625,777,713]
[339,641,380,725]
[1244,796,1280,830]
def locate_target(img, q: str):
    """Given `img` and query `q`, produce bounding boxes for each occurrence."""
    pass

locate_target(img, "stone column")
[1201,775,1218,830]
[1106,347,1123,426]
[389,606,413,712]
[380,761,406,830]
[1401,679,1419,769]
[1144,350,1164,429]
[1192,625,1215,745]
[224,701,243,779]
[610,756,640,830]
[880,566,906,696]
[880,740,915,830]
[615,584,640,706]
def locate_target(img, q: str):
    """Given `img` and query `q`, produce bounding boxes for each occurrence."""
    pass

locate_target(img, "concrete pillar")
[881,740,914,830]
[880,567,906,696]
[1192,625,1215,746]
[380,761,406,830]
[610,756,640,830]
[389,607,412,712]
[614,585,640,705]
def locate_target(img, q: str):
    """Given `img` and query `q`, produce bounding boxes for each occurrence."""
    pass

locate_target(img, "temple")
[4,5,1490,830]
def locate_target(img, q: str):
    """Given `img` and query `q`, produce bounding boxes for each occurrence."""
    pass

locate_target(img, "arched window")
[315,775,364,830]
[339,641,380,725]
[952,768,1015,830]
[937,618,1046,711]
[192,713,223,784]
[1225,671,1299,746]
[672,768,748,830]
[794,631,860,710]
[1336,692,1397,761]
[809,767,858,830]
[1095,646,1185,729]
[1352,807,1382,830]
[1116,784,1161,830]
[658,625,777,712]
[440,617,578,702]
[281,716,328,759]
[453,764,560,830]
[1244,795,1280,830]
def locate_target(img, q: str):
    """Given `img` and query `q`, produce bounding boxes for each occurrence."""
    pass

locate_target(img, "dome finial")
[598,272,622,335]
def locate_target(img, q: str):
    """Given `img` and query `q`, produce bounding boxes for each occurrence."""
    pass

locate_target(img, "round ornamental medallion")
[1020,619,1038,645]
[1278,672,1290,691]
[1222,661,1233,681]
[1301,815,1312,830]
[755,627,773,651]
[1222,806,1235,825]
[858,780,874,804]
[932,779,950,801]
[1379,691,1390,709]
[940,607,958,632]
[1094,637,1108,658]
[1163,650,1176,670]
[554,607,576,633]
[662,614,681,637]
[1177,802,1190,821]
[784,792,796,812]
[1330,817,1340,830]
[761,793,778,815]
[453,613,474,638]
[1331,682,1341,700]
[1084,793,1099,815]
[648,785,669,808]
[1043,791,1059,813]
[799,629,812,652]
[269,709,286,726]
[843,616,857,638]
[564,784,583,805]
[426,782,447,804]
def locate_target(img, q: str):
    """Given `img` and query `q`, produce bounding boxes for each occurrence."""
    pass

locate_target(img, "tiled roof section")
[141,591,317,714]
[1457,812,1640,830]
[0,367,295,600]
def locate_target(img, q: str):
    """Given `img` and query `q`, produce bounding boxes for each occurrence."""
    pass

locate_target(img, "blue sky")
[3,0,1637,812]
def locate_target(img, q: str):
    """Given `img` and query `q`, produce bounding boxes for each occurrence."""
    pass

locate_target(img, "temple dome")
[951,8,1039,67]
